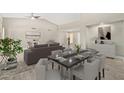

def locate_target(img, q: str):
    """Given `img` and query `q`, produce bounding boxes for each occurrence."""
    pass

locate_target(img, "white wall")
[60,20,81,30]
[0,16,3,38]
[58,20,85,49]
[81,13,124,57]
[81,13,124,25]
[87,21,124,56]
[3,18,59,48]
[59,13,124,57]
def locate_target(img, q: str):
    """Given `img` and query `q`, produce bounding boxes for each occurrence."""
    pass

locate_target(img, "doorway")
[66,31,80,48]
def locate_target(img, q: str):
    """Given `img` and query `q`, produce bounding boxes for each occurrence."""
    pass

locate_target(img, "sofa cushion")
[49,43,60,46]
[24,43,64,65]
[34,44,48,48]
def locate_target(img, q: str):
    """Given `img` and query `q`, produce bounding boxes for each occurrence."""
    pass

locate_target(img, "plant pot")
[7,58,17,65]
[1,58,18,70]
[76,49,80,54]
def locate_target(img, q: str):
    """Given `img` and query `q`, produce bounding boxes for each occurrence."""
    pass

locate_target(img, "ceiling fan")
[25,13,56,25]
[27,13,41,19]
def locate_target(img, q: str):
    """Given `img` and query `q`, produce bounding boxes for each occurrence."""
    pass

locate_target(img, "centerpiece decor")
[0,37,23,70]
[75,44,81,54]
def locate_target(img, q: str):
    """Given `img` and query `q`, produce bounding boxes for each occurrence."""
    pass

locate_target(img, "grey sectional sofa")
[24,43,64,65]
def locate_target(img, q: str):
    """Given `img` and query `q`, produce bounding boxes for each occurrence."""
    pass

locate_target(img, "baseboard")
[114,56,124,61]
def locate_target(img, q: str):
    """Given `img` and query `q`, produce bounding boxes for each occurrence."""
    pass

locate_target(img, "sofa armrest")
[24,49,40,65]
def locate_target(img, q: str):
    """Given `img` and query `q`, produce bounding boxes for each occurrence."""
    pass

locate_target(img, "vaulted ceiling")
[0,13,80,25]
[1,13,124,26]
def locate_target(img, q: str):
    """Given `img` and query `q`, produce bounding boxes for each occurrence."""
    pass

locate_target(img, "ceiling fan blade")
[24,13,40,19]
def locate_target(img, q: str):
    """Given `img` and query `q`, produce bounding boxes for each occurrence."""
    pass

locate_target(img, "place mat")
[74,55,85,60]
[56,57,67,62]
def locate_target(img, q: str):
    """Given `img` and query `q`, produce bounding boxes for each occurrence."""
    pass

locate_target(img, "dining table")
[48,49,99,80]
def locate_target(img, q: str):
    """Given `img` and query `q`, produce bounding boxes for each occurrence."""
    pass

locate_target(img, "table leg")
[48,58,54,70]
[103,68,105,78]
[99,72,101,80]
[58,65,60,70]
[46,62,48,71]
[60,65,64,80]
[52,62,54,70]
[73,75,76,80]
[68,68,72,80]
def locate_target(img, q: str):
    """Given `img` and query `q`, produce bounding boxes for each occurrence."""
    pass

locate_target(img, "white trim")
[114,56,124,61]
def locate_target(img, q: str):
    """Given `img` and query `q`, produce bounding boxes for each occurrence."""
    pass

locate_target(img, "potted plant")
[75,44,81,54]
[0,37,23,66]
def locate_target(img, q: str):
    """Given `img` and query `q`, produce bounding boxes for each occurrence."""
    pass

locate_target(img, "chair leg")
[103,68,105,78]
[95,77,97,80]
[58,65,60,70]
[52,62,54,69]
[99,72,101,80]
[66,68,68,71]
[73,75,76,80]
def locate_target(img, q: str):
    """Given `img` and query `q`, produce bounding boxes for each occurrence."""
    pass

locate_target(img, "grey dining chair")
[63,48,73,52]
[34,58,61,80]
[72,59,100,80]
[95,54,105,79]
[51,50,63,70]
[52,50,63,57]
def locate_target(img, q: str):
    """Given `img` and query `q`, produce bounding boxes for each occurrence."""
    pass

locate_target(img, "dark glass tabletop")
[48,55,88,68]
[48,49,99,69]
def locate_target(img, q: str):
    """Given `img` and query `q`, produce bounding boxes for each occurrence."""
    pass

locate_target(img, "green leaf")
[0,37,23,58]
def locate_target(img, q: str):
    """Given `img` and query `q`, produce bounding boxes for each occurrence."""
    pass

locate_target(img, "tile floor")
[0,56,124,80]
